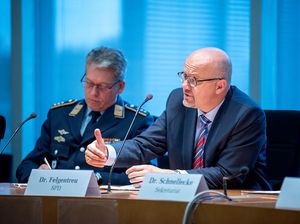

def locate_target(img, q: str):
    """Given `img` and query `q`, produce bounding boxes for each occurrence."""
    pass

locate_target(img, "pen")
[44,157,52,170]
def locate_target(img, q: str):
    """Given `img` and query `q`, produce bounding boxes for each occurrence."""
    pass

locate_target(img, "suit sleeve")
[111,89,179,168]
[112,111,168,167]
[127,114,156,139]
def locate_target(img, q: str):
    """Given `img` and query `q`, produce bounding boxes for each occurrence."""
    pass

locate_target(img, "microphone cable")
[182,190,231,224]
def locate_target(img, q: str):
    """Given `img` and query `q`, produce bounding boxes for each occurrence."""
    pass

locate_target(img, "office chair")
[0,115,6,142]
[264,110,300,190]
[0,115,11,182]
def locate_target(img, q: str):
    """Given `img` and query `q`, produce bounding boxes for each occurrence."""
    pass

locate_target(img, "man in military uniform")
[16,47,154,185]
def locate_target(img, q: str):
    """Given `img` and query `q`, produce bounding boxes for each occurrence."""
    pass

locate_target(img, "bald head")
[185,47,232,83]
[182,47,232,112]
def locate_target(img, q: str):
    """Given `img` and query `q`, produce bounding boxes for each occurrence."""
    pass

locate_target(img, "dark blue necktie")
[84,111,101,134]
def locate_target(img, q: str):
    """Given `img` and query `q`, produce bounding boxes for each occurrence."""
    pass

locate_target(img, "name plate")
[276,177,300,210]
[138,173,208,202]
[25,169,100,197]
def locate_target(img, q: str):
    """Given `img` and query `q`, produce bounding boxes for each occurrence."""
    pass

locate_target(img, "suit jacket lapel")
[182,107,197,169]
[98,106,120,133]
[204,87,233,165]
[80,109,119,144]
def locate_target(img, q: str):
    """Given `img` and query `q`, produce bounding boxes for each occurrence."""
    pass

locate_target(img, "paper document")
[100,184,139,191]
[11,183,27,188]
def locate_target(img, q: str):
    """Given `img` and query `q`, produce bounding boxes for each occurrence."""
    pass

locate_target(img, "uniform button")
[80,147,85,152]
[54,150,58,155]
[75,166,80,170]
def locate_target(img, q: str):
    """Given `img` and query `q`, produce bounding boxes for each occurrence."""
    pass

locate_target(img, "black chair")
[264,110,300,190]
[0,115,11,182]
[0,115,5,142]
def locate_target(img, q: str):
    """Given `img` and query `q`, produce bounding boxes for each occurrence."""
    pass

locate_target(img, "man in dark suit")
[16,47,154,185]
[85,47,272,190]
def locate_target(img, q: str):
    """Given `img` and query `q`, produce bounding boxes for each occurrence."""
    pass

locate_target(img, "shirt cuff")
[105,144,117,166]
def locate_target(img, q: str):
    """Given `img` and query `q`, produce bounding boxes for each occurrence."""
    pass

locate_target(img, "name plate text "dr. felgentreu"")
[25,169,100,197]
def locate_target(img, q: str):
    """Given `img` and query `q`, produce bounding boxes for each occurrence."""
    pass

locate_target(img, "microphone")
[107,94,153,192]
[0,113,37,155]
[222,166,249,196]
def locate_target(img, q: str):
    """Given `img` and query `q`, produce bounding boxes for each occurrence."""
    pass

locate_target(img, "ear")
[215,80,227,94]
[117,80,125,94]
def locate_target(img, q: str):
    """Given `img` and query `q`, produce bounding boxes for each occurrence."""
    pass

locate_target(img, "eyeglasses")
[177,72,224,87]
[80,73,120,91]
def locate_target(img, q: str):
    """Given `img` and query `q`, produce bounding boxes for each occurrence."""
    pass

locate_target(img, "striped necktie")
[193,114,211,169]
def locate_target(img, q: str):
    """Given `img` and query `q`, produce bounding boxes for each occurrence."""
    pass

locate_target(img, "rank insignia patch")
[58,129,69,135]
[54,136,65,143]
[114,104,124,118]
[69,104,83,116]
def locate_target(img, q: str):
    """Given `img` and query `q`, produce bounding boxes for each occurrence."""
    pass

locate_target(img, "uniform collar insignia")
[54,136,65,143]
[69,103,83,116]
[58,129,69,135]
[114,104,125,118]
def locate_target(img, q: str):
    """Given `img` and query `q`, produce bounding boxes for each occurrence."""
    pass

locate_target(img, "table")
[0,183,299,224]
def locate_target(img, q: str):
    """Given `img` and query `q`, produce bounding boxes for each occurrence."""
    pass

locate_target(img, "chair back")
[265,110,300,190]
[0,115,6,140]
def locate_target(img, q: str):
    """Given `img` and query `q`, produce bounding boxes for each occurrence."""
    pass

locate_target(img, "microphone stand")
[107,95,153,193]
[222,166,249,196]
[0,113,37,155]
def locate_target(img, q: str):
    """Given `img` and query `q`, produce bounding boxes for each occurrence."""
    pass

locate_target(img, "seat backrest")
[264,110,300,190]
[0,115,6,140]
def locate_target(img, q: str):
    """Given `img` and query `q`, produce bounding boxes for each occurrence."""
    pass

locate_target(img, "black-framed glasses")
[80,73,120,91]
[177,72,224,87]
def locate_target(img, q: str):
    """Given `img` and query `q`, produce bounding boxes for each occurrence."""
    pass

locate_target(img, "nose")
[182,79,192,89]
[90,85,100,95]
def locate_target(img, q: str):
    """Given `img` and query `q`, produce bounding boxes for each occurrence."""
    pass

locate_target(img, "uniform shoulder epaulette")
[125,104,149,117]
[50,99,78,110]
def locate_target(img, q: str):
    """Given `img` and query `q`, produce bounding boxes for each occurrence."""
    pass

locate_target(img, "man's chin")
[88,104,104,112]
[182,99,195,108]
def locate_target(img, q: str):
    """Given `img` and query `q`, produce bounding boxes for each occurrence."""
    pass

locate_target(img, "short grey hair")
[86,47,127,81]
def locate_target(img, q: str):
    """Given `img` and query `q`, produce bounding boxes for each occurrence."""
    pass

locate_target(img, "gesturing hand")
[85,129,108,167]
[126,165,176,188]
